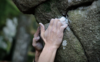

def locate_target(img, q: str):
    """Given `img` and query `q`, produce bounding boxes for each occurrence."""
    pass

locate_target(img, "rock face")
[13,0,46,13]
[13,0,100,62]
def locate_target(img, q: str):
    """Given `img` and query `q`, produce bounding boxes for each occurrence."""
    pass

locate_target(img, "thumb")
[39,23,45,36]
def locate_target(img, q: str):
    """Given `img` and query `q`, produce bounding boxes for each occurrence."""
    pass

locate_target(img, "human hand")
[39,19,68,49]
[32,27,43,51]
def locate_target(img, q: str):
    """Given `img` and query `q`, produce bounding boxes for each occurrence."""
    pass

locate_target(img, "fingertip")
[39,23,45,28]
[39,23,43,26]
[60,24,68,31]
[62,24,68,29]
[51,18,54,20]
[39,23,45,36]
[39,23,41,27]
[65,24,68,28]
[50,19,55,22]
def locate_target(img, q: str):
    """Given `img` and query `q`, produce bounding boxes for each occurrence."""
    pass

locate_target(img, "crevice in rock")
[63,1,96,61]
[22,0,50,14]
[65,0,95,16]
[68,25,89,62]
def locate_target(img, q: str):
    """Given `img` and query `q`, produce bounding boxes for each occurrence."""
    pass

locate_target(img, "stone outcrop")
[13,0,46,13]
[13,0,100,62]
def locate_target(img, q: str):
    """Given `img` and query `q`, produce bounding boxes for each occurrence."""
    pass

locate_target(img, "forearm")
[35,51,41,62]
[38,45,57,62]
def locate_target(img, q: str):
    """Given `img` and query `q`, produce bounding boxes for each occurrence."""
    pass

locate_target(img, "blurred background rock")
[0,0,37,62]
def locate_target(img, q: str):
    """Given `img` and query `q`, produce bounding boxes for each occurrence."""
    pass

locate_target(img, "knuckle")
[55,19,59,21]
[50,19,54,23]
[58,21,62,26]
[55,19,59,22]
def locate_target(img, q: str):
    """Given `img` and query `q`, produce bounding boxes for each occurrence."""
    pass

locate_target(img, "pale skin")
[32,27,42,62]
[32,19,67,62]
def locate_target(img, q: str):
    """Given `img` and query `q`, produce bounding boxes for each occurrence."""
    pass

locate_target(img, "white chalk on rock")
[59,16,70,31]
[62,40,67,49]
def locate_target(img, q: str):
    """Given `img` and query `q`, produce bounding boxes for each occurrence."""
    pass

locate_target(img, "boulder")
[13,0,100,62]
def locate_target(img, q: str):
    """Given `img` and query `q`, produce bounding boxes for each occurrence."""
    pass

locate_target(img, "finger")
[35,42,43,51]
[60,24,68,32]
[34,26,40,37]
[39,23,45,36]
[35,36,40,41]
[57,21,62,30]
[47,19,54,30]
[32,36,40,47]
[32,38,36,47]
[53,19,59,30]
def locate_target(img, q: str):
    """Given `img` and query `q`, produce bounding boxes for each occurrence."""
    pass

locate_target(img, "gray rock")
[13,0,46,13]
[68,1,100,61]
[13,0,100,62]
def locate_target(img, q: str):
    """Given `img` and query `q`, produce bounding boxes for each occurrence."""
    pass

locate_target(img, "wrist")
[44,44,58,51]
[40,44,57,62]
[35,50,41,62]
[45,43,59,49]
[36,50,41,56]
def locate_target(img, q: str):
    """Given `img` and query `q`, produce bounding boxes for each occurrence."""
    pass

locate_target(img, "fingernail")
[39,23,44,25]
[66,24,68,27]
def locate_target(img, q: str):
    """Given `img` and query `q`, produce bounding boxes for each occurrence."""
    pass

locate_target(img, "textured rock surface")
[13,0,100,62]
[13,0,46,13]
[34,0,62,24]
[68,1,100,61]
